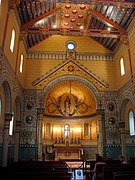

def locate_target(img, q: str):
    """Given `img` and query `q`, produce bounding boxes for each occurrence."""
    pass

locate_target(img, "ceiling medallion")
[65,4,71,9]
[64,22,69,26]
[65,14,70,18]
[72,9,77,14]
[78,14,84,18]
[80,5,86,10]
[77,23,81,26]
[71,19,76,22]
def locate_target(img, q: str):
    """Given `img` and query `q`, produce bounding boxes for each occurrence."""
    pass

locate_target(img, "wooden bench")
[113,171,135,180]
[2,160,72,180]
[93,162,135,180]
[6,171,72,180]
[102,164,135,180]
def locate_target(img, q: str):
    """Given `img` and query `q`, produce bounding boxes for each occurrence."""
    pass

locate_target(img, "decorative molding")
[32,59,109,90]
[27,51,114,61]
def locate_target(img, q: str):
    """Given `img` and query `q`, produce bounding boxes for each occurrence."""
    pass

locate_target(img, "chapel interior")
[0,0,135,174]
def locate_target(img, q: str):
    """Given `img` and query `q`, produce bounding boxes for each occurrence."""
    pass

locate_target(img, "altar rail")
[60,159,85,173]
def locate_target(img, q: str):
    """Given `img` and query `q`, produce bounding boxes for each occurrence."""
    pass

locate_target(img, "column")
[119,121,126,157]
[96,109,104,157]
[2,113,13,167]
[14,120,21,162]
[36,107,45,161]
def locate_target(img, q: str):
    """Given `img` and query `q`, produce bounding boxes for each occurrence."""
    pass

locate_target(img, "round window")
[66,41,76,50]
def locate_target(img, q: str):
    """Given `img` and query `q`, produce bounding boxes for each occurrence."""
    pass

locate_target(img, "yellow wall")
[0,0,9,48]
[114,45,131,90]
[3,9,20,72]
[25,36,114,89]
[24,59,62,88]
[24,59,116,90]
[81,61,116,90]
[16,40,27,87]
[29,35,111,53]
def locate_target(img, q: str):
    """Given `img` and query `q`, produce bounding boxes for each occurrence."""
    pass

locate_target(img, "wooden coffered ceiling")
[16,0,135,51]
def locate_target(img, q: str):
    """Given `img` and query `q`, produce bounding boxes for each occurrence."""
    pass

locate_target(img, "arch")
[2,81,12,113]
[118,92,135,122]
[0,85,5,125]
[43,75,99,108]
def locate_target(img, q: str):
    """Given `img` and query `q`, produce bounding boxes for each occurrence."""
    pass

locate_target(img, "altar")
[54,138,82,160]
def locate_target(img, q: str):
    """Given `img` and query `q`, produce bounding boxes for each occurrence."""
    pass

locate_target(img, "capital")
[118,121,125,132]
[37,107,45,115]
[15,120,21,127]
[96,109,104,115]
[5,113,13,121]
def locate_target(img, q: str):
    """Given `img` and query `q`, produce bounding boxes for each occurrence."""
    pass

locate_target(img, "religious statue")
[64,96,71,116]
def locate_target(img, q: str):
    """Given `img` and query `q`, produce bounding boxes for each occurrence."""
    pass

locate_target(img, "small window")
[120,57,125,76]
[129,110,135,136]
[10,28,15,53]
[20,54,24,73]
[0,0,1,5]
[64,124,70,138]
[9,114,14,136]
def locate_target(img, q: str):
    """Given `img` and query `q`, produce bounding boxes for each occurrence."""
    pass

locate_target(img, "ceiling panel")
[16,0,135,51]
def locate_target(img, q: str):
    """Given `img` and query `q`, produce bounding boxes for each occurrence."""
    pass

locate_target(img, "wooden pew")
[102,164,135,180]
[2,160,72,180]
[113,171,135,180]
[5,171,72,180]
[94,162,135,180]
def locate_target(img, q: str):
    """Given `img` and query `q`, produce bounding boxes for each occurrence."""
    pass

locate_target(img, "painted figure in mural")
[64,96,71,115]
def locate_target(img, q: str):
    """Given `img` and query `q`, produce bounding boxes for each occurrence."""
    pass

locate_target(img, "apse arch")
[43,75,99,109]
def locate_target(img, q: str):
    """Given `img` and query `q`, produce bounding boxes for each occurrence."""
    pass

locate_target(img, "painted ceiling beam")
[21,28,122,38]
[91,9,127,35]
[56,0,135,7]
[21,7,59,30]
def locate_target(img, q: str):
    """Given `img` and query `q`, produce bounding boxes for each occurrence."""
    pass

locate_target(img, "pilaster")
[119,121,126,157]
[2,113,13,167]
[96,109,104,157]
[36,108,45,161]
[14,120,21,162]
